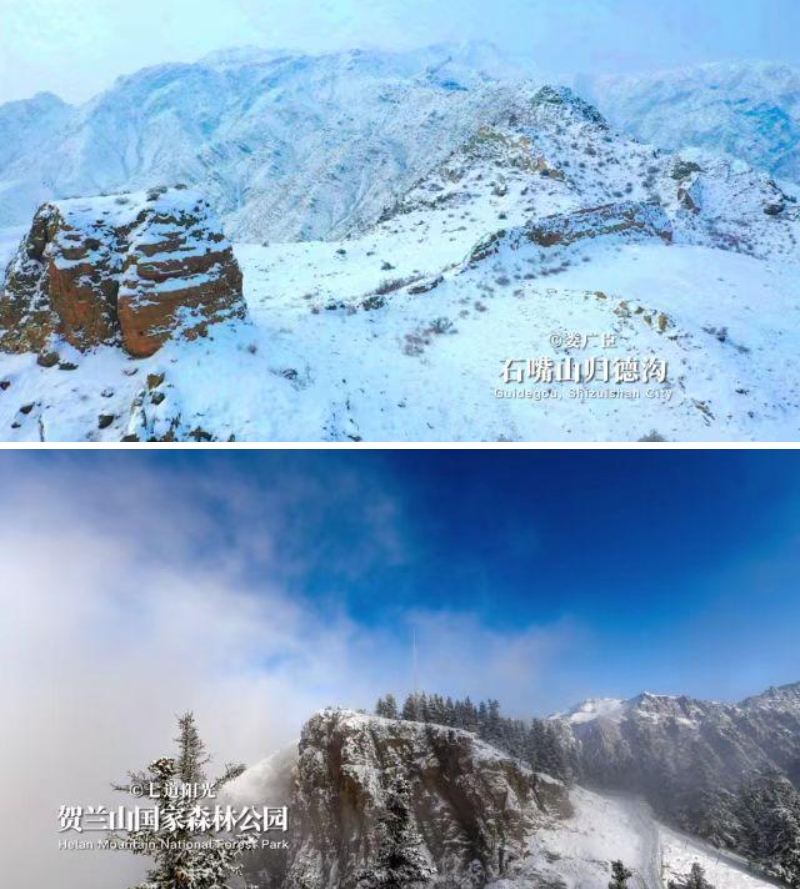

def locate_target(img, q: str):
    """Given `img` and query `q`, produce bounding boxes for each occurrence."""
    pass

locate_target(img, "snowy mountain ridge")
[1,44,799,249]
[558,681,800,726]
[0,43,541,244]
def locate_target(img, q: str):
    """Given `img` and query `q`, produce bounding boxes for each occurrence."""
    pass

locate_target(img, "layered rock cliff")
[0,185,246,359]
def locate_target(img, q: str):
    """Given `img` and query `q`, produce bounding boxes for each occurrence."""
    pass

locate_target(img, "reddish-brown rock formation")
[0,185,246,359]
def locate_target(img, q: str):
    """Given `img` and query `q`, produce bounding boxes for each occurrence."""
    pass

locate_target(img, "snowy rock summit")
[258,708,571,889]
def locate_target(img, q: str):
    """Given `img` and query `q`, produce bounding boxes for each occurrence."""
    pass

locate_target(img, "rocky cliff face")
[0,185,246,359]
[246,709,571,889]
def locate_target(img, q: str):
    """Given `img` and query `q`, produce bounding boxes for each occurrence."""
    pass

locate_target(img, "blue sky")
[3,450,798,715]
[1,0,799,103]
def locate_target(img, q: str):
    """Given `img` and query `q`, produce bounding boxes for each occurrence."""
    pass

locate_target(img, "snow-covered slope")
[576,62,800,183]
[660,826,783,889]
[504,788,778,889]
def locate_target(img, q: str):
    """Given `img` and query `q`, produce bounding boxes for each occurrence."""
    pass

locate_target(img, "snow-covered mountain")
[0,43,540,243]
[3,48,799,248]
[576,62,800,183]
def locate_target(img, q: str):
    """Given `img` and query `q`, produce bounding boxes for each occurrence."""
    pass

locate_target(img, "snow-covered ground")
[2,231,799,442]
[514,788,661,889]
[660,827,782,889]
[502,787,779,889]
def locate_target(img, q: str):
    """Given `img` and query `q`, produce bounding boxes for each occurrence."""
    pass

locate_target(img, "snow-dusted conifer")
[175,711,210,784]
[356,776,435,889]
[113,713,254,889]
[669,862,714,889]
[377,695,399,719]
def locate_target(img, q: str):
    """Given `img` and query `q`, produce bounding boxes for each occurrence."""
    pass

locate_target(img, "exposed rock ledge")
[0,185,246,359]
[524,201,673,248]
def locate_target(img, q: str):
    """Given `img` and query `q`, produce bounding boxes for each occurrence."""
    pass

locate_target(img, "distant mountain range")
[553,682,800,844]
[0,45,798,244]
[576,61,800,183]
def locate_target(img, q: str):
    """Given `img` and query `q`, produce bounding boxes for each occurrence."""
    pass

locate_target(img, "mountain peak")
[531,84,608,128]
[556,697,627,724]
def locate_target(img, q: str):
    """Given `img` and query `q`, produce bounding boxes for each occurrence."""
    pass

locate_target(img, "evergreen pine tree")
[669,863,714,889]
[462,697,479,734]
[477,701,488,734]
[377,695,400,720]
[736,769,800,888]
[114,713,254,889]
[401,694,415,721]
[418,693,430,722]
[383,694,399,719]
[426,694,446,726]
[357,777,435,889]
[175,711,210,784]
[686,863,714,889]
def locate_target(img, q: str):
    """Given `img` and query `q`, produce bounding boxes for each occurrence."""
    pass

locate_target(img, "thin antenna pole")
[413,627,418,697]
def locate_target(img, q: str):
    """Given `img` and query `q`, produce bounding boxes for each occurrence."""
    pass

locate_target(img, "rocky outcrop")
[530,85,609,130]
[0,185,246,359]
[525,201,673,248]
[247,709,571,889]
